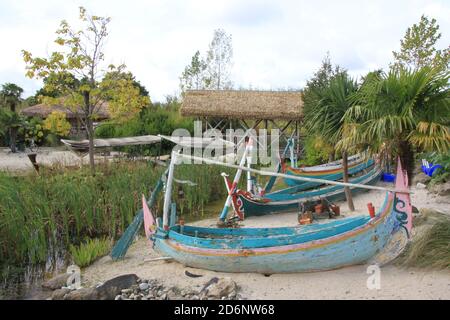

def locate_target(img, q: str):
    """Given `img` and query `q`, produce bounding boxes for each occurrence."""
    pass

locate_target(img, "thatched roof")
[180,90,303,120]
[21,101,110,120]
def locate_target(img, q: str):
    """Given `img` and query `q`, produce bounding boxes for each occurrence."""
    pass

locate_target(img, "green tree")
[102,71,149,97]
[180,50,207,92]
[205,29,233,89]
[304,73,359,210]
[0,83,24,152]
[339,67,450,183]
[392,15,449,70]
[302,52,346,160]
[22,7,149,174]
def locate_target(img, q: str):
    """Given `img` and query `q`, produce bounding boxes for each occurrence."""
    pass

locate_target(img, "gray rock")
[416,182,427,189]
[64,287,97,300]
[413,172,431,185]
[201,277,237,299]
[51,288,71,300]
[42,273,70,290]
[94,274,139,300]
[115,295,122,300]
[429,181,450,196]
[139,283,149,291]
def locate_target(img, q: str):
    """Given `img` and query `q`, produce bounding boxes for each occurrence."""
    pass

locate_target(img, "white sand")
[0,147,87,172]
[82,185,450,300]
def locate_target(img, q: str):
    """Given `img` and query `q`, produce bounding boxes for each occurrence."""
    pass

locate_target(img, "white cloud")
[0,0,448,101]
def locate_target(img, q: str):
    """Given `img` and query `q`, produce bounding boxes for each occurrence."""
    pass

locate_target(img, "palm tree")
[1,83,24,152]
[339,67,449,183]
[304,73,359,210]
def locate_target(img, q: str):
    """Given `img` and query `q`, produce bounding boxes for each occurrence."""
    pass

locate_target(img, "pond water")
[0,200,225,300]
[1,246,69,300]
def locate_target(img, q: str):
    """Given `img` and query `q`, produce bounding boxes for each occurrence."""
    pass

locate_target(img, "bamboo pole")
[219,139,251,221]
[177,153,412,194]
[162,151,176,230]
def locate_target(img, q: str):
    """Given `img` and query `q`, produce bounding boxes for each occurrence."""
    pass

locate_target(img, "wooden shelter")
[180,89,304,157]
[21,101,110,137]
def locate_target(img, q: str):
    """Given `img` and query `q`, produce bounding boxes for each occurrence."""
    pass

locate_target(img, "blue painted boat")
[282,156,374,187]
[144,156,412,273]
[237,166,382,217]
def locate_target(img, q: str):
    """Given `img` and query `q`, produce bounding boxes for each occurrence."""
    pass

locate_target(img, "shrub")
[43,111,71,137]
[426,151,450,185]
[69,237,112,268]
[95,104,194,156]
[299,135,333,166]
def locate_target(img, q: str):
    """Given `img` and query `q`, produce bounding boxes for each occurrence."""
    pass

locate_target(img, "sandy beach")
[81,185,450,300]
[0,147,87,172]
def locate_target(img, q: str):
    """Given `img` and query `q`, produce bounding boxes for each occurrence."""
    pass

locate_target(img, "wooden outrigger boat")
[263,136,372,191]
[282,156,374,188]
[236,166,382,217]
[217,139,380,218]
[143,150,412,273]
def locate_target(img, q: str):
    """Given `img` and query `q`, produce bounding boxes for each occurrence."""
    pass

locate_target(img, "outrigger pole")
[176,153,413,195]
[219,138,253,221]
[162,146,412,228]
[264,131,296,194]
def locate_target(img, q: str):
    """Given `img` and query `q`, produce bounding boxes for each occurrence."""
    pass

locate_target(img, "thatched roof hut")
[21,101,110,120]
[180,90,303,120]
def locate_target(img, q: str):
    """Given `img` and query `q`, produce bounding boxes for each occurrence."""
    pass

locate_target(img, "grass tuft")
[396,210,450,270]
[69,237,112,268]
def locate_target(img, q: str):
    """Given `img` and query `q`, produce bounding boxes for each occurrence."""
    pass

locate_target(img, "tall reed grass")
[0,161,234,266]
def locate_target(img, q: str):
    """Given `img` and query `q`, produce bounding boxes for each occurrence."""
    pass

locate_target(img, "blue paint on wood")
[283,159,374,187]
[152,192,400,273]
[241,167,382,217]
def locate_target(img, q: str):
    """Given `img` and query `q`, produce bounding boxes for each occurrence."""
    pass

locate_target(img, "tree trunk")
[398,140,414,185]
[328,153,335,162]
[9,101,17,153]
[342,151,355,211]
[9,127,17,153]
[83,92,95,175]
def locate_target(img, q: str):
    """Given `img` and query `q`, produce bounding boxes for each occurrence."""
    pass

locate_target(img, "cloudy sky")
[1,0,449,102]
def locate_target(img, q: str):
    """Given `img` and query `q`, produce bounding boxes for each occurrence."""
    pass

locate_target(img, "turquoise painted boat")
[144,154,412,273]
[282,156,374,187]
[238,166,382,217]
[272,158,375,195]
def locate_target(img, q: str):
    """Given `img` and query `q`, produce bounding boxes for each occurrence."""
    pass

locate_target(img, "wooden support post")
[342,151,355,211]
[163,151,176,230]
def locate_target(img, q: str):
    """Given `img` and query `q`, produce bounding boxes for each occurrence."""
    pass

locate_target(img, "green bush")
[299,135,332,166]
[95,104,194,156]
[426,151,450,185]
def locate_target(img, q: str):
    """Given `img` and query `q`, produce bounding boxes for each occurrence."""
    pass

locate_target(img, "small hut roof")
[21,101,110,119]
[180,90,303,120]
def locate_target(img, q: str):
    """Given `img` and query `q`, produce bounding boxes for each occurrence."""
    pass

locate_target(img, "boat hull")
[153,193,401,273]
[240,167,382,217]
[283,158,373,187]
